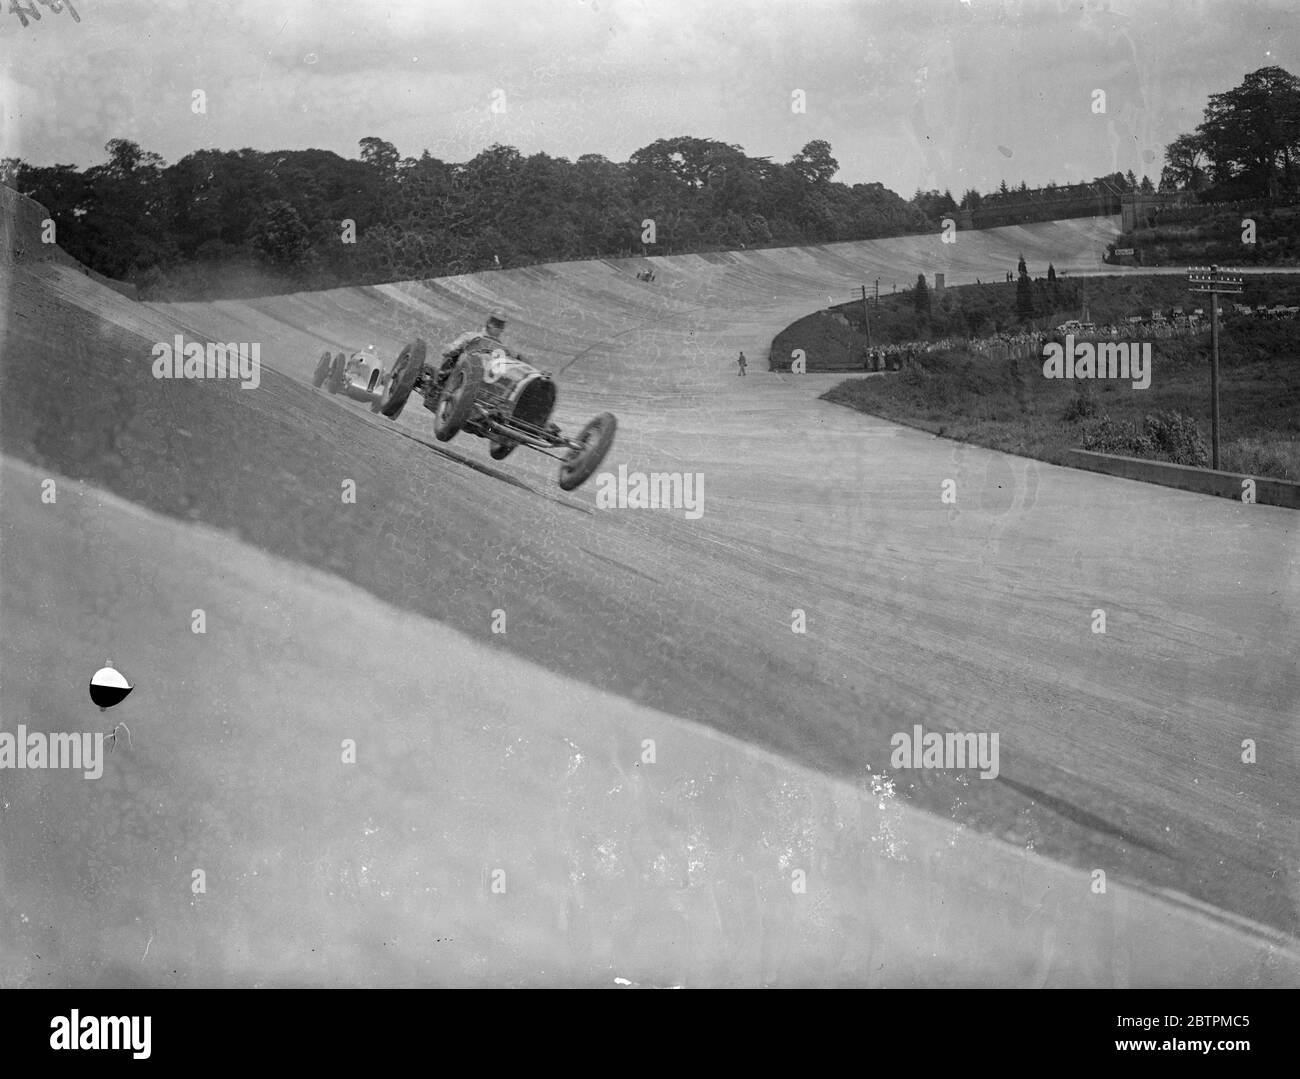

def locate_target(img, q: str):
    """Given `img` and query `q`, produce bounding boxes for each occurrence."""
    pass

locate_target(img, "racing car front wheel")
[311,350,332,389]
[374,339,426,419]
[433,353,482,442]
[558,412,617,491]
[327,352,347,394]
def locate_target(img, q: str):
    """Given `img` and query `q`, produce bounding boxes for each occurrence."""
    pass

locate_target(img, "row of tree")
[904,256,1071,332]
[813,268,1082,348]
[2,136,933,296]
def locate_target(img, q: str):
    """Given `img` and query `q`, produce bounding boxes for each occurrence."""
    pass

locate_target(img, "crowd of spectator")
[968,329,1043,357]
[856,302,1300,372]
[858,336,968,371]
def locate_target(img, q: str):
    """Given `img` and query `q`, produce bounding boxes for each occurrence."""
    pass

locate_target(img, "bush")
[1061,389,1099,422]
[1080,413,1141,454]
[1080,410,1209,466]
[1141,409,1209,466]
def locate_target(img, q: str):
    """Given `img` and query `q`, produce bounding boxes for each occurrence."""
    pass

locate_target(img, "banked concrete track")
[1,202,1297,986]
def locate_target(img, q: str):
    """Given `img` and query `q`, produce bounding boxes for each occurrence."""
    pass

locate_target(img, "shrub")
[1061,390,1099,422]
[1081,410,1210,466]
[1141,409,1209,467]
[1080,413,1140,454]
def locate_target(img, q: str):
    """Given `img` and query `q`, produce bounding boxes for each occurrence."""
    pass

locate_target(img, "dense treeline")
[2,136,933,298]
[4,68,1295,298]
[1157,67,1300,200]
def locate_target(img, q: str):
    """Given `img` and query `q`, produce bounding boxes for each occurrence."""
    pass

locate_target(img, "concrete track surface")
[1,210,1297,986]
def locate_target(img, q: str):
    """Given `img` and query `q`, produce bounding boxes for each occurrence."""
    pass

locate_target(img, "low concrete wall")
[1065,449,1300,509]
[1,183,138,300]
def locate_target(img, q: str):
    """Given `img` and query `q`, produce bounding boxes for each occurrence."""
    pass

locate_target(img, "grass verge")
[822,319,1300,481]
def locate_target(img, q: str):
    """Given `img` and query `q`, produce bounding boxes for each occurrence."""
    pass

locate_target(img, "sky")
[1,0,1296,197]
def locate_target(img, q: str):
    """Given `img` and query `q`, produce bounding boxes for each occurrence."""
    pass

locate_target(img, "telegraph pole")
[1188,265,1243,470]
[861,285,873,347]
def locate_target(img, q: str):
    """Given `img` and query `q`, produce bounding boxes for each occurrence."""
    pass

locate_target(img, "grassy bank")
[822,318,1300,482]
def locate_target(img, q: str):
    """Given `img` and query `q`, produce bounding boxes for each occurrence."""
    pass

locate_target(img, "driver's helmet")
[484,310,507,339]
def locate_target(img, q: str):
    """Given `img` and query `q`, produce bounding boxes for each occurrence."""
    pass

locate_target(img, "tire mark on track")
[997,775,1173,857]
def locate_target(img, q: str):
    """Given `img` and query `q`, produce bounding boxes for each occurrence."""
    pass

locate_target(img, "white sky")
[2,0,1296,195]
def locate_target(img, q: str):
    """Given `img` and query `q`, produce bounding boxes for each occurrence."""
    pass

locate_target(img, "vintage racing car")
[370,337,616,491]
[312,345,389,400]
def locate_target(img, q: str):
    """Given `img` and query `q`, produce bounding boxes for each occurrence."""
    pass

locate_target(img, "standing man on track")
[737,351,747,376]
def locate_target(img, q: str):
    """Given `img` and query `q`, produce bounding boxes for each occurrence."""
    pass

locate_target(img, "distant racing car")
[371,336,616,491]
[312,345,389,400]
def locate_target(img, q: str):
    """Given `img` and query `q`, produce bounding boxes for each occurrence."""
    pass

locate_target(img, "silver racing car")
[312,345,389,400]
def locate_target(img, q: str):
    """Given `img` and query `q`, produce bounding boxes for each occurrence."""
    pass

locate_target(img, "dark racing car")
[371,337,616,492]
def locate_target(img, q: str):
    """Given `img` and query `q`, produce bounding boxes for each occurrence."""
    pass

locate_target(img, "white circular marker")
[89,663,133,711]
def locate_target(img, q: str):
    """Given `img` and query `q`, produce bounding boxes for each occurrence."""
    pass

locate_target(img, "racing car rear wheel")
[373,340,425,419]
[311,350,332,389]
[558,412,617,491]
[327,352,347,394]
[433,353,482,442]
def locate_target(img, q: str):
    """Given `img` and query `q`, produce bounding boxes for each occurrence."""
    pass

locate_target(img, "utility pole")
[874,278,879,305]
[1188,265,1243,470]
[861,285,873,347]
